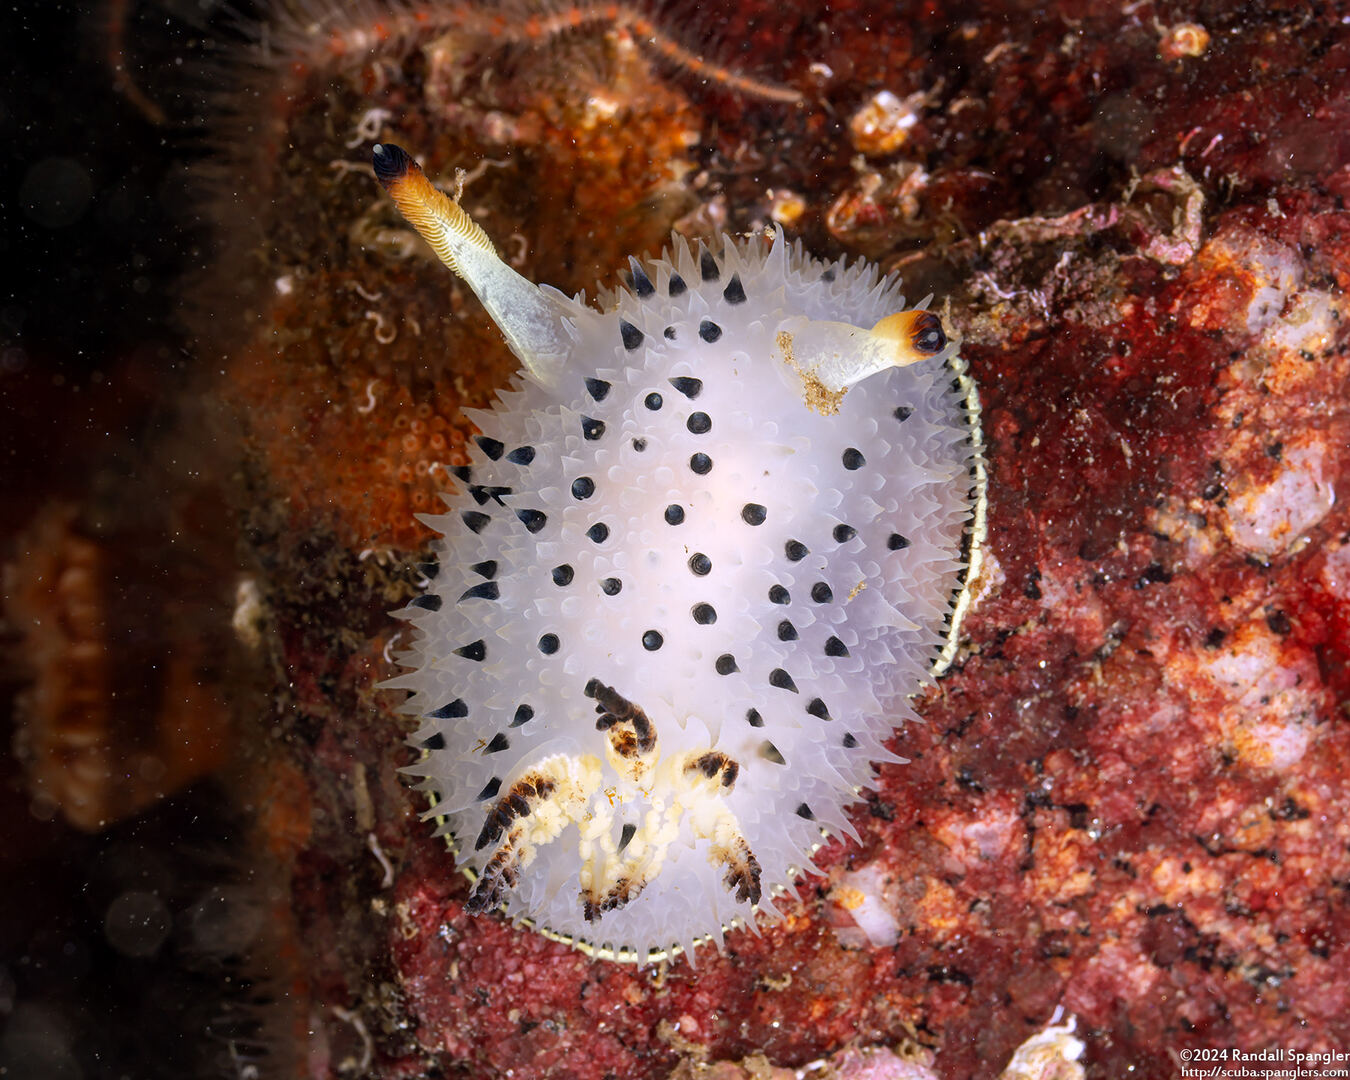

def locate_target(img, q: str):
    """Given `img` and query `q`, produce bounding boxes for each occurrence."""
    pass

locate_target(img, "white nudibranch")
[373,143,986,963]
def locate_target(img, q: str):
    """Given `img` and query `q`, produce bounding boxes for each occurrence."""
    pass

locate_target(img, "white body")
[388,229,981,961]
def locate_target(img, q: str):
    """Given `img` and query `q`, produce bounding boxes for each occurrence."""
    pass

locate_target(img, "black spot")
[470,559,498,579]
[842,447,865,470]
[795,803,814,820]
[893,406,913,422]
[417,561,439,579]
[410,594,442,611]
[462,510,491,534]
[842,733,858,748]
[811,582,833,603]
[450,465,471,482]
[887,533,911,550]
[688,552,712,576]
[469,484,511,506]
[785,540,809,561]
[777,620,798,641]
[619,319,644,351]
[664,504,685,525]
[510,705,534,727]
[833,524,857,543]
[507,445,536,465]
[746,708,764,727]
[643,630,664,651]
[475,776,502,801]
[552,564,574,587]
[516,508,547,533]
[428,699,468,719]
[632,437,648,452]
[768,584,790,605]
[585,377,611,402]
[587,522,610,544]
[538,633,560,655]
[484,733,510,754]
[769,668,798,693]
[669,376,703,399]
[619,823,637,850]
[824,635,849,657]
[663,326,677,340]
[722,273,746,305]
[668,273,687,297]
[455,640,487,662]
[692,603,717,625]
[1135,561,1172,588]
[806,698,829,720]
[600,577,623,596]
[689,452,712,475]
[715,654,738,675]
[700,249,719,281]
[741,503,767,526]
[644,391,663,410]
[422,732,446,750]
[582,416,606,440]
[459,582,500,602]
[698,320,722,343]
[760,741,786,765]
[571,476,596,499]
[687,411,711,434]
[475,435,505,460]
[628,258,655,298]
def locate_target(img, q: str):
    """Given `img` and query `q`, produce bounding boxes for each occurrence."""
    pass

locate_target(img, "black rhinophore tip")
[910,310,948,355]
[372,142,412,186]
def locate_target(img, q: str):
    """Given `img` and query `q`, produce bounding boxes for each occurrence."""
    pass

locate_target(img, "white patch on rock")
[829,862,901,949]
[1224,440,1335,556]
[1197,624,1321,770]
[1000,1008,1085,1080]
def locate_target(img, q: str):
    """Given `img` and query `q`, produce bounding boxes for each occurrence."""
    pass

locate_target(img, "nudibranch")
[375,143,986,962]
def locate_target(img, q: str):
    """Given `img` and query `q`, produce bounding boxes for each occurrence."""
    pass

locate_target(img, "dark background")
[1,4,256,1077]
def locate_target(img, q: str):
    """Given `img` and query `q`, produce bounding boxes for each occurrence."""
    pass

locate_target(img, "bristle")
[244,0,801,105]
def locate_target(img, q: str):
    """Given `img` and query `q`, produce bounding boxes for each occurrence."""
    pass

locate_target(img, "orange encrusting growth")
[228,333,483,550]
